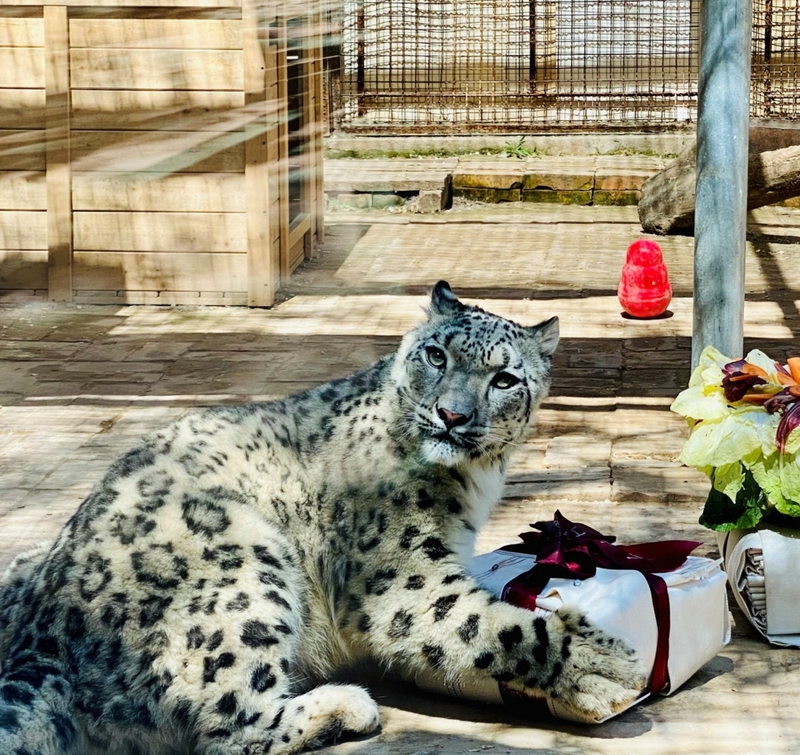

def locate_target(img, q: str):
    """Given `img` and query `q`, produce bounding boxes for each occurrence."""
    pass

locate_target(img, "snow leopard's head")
[393,281,559,466]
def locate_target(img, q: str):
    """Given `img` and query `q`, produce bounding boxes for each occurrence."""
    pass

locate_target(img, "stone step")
[324,155,668,213]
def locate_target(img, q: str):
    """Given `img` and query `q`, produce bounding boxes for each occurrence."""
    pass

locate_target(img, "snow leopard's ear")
[429,280,466,319]
[525,316,560,358]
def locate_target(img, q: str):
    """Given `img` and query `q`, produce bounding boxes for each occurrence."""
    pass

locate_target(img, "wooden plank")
[276,18,290,284]
[0,17,44,46]
[4,0,241,8]
[71,89,245,131]
[0,8,43,19]
[312,24,324,245]
[71,130,246,173]
[289,234,304,272]
[0,170,46,209]
[74,289,247,305]
[69,18,241,49]
[0,250,47,288]
[72,173,245,212]
[73,211,247,252]
[288,212,311,251]
[243,0,274,307]
[0,210,46,249]
[295,30,313,264]
[73,251,248,292]
[44,5,71,301]
[0,47,44,88]
[0,129,45,170]
[70,49,243,90]
[0,89,45,129]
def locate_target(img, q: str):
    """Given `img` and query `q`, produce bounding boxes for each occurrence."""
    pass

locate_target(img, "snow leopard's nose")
[437,406,472,430]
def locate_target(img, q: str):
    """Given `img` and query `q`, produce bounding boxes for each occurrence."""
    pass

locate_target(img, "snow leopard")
[0,281,646,755]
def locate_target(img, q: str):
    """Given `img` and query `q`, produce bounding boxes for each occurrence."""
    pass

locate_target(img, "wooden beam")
[276,15,290,284]
[243,0,274,306]
[640,140,800,236]
[312,12,325,246]
[44,5,72,301]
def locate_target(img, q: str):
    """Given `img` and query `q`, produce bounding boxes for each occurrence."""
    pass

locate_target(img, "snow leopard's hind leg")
[154,511,379,755]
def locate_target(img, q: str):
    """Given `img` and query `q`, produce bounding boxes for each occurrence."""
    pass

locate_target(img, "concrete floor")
[3,202,800,754]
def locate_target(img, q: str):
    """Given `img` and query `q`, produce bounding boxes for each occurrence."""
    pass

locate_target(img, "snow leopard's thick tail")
[0,542,52,666]
[0,542,80,755]
[0,675,78,755]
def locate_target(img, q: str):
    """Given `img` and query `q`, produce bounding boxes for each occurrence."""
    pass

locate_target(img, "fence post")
[692,0,752,366]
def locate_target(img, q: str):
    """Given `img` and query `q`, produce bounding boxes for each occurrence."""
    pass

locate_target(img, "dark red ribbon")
[500,511,701,694]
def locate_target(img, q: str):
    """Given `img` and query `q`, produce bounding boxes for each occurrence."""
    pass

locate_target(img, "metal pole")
[692,0,752,367]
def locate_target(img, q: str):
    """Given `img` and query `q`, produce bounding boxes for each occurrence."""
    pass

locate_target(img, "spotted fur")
[0,281,646,755]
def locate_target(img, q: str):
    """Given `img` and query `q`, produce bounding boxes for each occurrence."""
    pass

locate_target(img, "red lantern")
[618,239,672,319]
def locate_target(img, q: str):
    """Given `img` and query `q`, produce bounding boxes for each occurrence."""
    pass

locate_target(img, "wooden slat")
[44,5,71,301]
[288,212,311,251]
[0,171,46,209]
[0,89,45,129]
[270,194,281,245]
[73,251,248,291]
[72,173,245,212]
[0,129,46,170]
[74,289,247,306]
[0,8,43,19]
[0,210,46,249]
[0,250,47,288]
[289,234,304,272]
[0,46,44,88]
[0,17,44,46]
[312,23,324,244]
[276,19,290,283]
[293,45,312,263]
[4,0,241,8]
[71,89,245,131]
[69,18,241,49]
[71,130,246,172]
[70,49,243,90]
[243,0,274,307]
[73,211,247,252]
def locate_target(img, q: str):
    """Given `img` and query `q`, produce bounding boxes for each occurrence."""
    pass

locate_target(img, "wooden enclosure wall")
[0,0,324,307]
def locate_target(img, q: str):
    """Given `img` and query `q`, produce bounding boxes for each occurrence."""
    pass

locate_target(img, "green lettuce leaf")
[777,452,800,517]
[711,461,745,500]
[678,413,763,468]
[746,451,787,511]
[670,384,730,422]
[699,468,768,531]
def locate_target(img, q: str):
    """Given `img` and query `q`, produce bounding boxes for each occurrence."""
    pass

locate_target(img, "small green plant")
[502,136,536,159]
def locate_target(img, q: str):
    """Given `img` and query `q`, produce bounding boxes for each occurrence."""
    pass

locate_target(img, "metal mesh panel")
[338,0,700,131]
[752,0,800,120]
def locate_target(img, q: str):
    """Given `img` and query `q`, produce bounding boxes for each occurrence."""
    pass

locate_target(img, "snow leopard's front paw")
[534,606,648,721]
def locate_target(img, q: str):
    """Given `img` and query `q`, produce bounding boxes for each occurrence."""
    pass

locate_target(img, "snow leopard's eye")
[424,346,447,369]
[491,371,520,390]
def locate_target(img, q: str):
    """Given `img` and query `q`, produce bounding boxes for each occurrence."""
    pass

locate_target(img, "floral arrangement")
[671,345,800,531]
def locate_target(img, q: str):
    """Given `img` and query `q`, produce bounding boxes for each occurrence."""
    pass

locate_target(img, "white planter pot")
[718,522,800,646]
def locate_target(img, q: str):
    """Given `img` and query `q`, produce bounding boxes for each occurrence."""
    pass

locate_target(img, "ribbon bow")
[500,511,702,693]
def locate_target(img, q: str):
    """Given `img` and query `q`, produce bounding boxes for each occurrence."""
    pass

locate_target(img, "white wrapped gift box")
[411,549,730,723]
[720,524,800,647]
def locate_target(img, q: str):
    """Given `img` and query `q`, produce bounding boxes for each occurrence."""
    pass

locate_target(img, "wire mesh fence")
[752,0,800,120]
[332,0,799,132]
